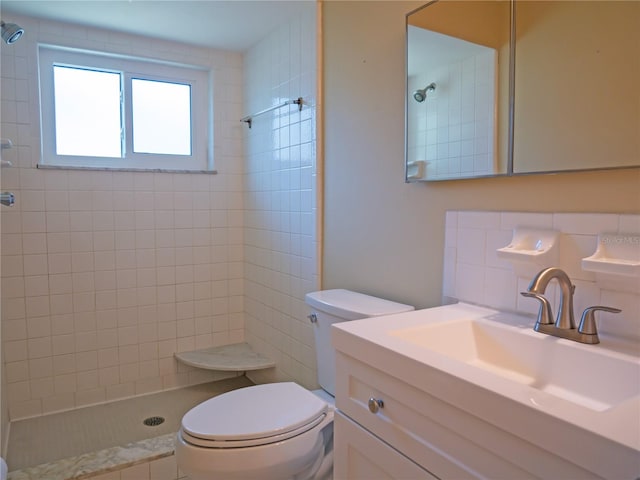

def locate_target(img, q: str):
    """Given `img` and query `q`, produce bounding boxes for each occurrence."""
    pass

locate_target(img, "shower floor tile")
[7,376,253,472]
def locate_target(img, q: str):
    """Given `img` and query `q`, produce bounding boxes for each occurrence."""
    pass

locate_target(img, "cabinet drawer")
[334,411,436,480]
[335,352,542,479]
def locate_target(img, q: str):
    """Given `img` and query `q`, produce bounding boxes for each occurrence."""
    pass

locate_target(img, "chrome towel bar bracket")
[240,97,303,129]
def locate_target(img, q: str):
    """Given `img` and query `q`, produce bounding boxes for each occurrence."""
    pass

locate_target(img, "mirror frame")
[405,0,639,182]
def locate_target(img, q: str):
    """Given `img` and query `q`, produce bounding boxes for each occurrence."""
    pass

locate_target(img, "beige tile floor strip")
[7,376,252,473]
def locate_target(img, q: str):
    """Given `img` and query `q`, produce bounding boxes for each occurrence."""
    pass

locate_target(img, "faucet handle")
[520,292,554,326]
[578,306,621,336]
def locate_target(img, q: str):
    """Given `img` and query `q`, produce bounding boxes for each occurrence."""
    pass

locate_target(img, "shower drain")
[143,416,165,427]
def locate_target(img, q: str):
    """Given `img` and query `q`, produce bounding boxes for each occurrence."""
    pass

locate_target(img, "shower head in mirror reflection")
[1,20,24,44]
[413,82,436,103]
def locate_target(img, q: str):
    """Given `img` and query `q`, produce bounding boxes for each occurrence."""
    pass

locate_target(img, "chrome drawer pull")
[368,397,384,413]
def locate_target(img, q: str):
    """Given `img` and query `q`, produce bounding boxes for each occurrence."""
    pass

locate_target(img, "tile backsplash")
[444,211,640,341]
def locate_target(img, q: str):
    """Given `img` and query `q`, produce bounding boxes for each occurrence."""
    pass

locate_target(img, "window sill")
[36,164,217,174]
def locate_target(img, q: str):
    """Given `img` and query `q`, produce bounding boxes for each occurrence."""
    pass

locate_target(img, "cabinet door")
[334,411,436,480]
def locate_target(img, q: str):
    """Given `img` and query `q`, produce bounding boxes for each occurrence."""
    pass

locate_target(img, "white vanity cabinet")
[330,260,639,479]
[333,347,615,479]
[334,411,435,479]
[333,351,539,479]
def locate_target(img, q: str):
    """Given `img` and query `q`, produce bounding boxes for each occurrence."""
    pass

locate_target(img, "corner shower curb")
[7,433,175,480]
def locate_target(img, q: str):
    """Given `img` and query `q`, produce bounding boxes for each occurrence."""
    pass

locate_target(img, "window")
[53,66,122,158]
[131,79,192,156]
[38,45,212,171]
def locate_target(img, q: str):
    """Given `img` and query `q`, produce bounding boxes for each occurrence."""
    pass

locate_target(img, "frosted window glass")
[131,79,192,155]
[53,66,122,158]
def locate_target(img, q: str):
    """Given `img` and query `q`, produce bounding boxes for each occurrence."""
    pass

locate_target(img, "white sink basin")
[390,316,639,412]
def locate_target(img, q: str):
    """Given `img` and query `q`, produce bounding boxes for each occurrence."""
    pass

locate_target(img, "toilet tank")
[305,289,414,396]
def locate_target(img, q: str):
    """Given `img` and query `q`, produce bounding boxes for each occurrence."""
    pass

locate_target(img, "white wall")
[322,1,640,311]
[242,5,319,389]
[1,15,245,420]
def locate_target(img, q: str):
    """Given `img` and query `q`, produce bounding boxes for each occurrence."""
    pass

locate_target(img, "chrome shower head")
[413,90,426,103]
[1,21,24,45]
[412,82,436,103]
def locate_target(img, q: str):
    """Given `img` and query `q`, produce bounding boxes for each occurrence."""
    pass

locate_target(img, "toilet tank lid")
[305,289,414,320]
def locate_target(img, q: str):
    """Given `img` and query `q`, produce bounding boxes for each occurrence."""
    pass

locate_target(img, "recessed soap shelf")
[496,227,559,276]
[582,233,640,293]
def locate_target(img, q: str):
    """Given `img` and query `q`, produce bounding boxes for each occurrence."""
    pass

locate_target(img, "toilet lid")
[181,382,328,446]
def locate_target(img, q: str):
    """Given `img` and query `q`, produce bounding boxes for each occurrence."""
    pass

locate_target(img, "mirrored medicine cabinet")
[405,0,640,182]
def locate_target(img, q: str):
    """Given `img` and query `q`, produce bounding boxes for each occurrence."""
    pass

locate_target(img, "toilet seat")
[181,382,328,449]
[181,414,327,448]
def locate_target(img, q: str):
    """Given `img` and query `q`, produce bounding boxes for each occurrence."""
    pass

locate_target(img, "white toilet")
[175,289,413,480]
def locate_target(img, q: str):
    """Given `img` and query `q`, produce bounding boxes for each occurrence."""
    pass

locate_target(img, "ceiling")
[408,25,492,77]
[0,0,313,51]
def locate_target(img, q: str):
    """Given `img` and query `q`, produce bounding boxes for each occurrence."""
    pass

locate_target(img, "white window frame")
[38,44,213,171]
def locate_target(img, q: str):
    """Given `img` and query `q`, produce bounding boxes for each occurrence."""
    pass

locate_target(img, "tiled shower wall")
[407,50,496,180]
[242,6,320,390]
[1,15,246,420]
[444,211,640,341]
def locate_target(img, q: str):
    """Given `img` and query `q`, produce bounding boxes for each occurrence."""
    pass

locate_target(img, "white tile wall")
[1,15,246,419]
[407,49,497,180]
[444,211,640,341]
[242,6,319,389]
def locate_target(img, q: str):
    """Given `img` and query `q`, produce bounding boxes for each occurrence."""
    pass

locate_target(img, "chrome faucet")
[521,267,620,344]
[525,267,576,329]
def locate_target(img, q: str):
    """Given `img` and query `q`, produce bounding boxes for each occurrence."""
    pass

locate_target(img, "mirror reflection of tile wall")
[407,27,497,180]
